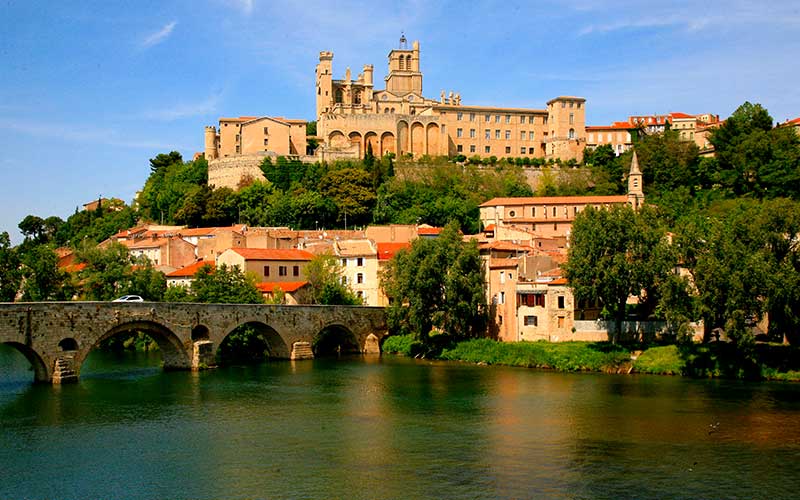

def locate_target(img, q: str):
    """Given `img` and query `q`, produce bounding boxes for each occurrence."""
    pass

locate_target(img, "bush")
[381,334,424,357]
[633,345,684,375]
[439,339,630,372]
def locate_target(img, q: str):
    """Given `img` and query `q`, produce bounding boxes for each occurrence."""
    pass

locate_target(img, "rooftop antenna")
[399,31,408,49]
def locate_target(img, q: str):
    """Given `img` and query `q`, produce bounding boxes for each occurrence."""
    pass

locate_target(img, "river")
[1,344,799,499]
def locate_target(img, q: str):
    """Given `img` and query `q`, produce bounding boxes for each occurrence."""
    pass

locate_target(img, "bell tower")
[385,34,422,95]
[627,150,644,209]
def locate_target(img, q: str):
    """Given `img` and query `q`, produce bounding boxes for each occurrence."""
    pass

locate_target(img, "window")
[495,115,500,123]
[521,147,526,154]
[353,91,361,104]
[524,315,538,326]
[505,146,511,154]
[279,266,287,276]
[470,144,476,153]
[264,139,269,146]
[569,101,574,108]
[495,129,500,139]
[341,258,347,266]
[520,116,526,124]
[357,257,363,266]
[529,131,535,140]
[469,113,475,122]
[357,273,363,284]
[509,210,516,217]
[521,131,526,141]
[485,129,491,139]
[456,128,463,138]
[457,112,463,121]
[235,145,240,153]
[457,144,463,152]
[543,117,548,125]
[263,265,270,277]
[469,128,476,138]
[552,206,557,216]
[505,115,511,123]
[561,101,566,108]
[529,147,535,154]
[485,145,491,153]
[335,88,343,103]
[558,296,565,309]
[263,127,269,134]
[500,271,505,284]
[557,316,565,328]
[505,130,511,139]
[293,265,300,277]
[569,128,575,139]
[500,291,505,304]
[569,113,574,125]
[485,114,490,122]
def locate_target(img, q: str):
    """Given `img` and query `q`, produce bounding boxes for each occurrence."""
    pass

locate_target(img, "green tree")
[381,222,486,348]
[563,205,675,343]
[19,245,71,301]
[0,232,21,301]
[318,167,376,227]
[190,264,263,304]
[304,254,360,305]
[76,242,139,300]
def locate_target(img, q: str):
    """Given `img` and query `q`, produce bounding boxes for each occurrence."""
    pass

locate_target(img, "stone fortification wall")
[208,155,268,190]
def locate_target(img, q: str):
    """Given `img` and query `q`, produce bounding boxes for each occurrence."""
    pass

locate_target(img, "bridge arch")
[1,341,49,383]
[313,323,361,357]
[77,320,190,375]
[191,325,210,342]
[58,337,79,351]
[217,321,290,364]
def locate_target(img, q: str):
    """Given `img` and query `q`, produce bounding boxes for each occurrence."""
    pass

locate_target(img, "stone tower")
[204,126,218,160]
[627,150,644,209]
[545,96,586,161]
[385,36,422,95]
[316,51,334,119]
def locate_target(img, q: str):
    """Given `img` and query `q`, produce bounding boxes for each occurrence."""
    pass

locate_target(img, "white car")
[113,295,144,302]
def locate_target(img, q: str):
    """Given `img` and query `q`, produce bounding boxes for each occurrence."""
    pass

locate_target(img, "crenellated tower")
[204,126,218,160]
[316,51,334,119]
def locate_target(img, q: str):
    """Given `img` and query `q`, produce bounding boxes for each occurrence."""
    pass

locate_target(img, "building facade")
[316,37,586,162]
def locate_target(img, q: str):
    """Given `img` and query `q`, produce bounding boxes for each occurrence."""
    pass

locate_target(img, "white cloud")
[230,0,254,15]
[141,94,221,121]
[141,21,177,48]
[0,119,184,150]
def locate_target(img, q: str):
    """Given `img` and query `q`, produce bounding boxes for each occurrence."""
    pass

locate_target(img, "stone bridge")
[0,302,388,384]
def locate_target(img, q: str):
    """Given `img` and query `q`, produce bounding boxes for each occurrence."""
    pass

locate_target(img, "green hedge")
[439,339,630,372]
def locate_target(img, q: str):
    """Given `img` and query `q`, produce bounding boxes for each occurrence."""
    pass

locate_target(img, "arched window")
[353,90,361,104]
[399,56,405,70]
[384,108,390,114]
[406,55,412,70]
[568,128,575,139]
[334,88,343,104]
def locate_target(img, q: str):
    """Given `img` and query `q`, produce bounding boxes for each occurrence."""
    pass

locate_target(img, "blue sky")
[2,0,799,244]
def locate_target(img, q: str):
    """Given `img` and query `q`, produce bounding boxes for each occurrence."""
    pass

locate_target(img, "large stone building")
[315,36,586,162]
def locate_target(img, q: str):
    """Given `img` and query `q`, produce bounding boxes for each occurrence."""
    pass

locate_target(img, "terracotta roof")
[256,281,309,293]
[489,258,518,269]
[166,261,214,277]
[586,122,634,131]
[63,262,87,273]
[418,226,443,235]
[548,278,568,285]
[377,242,410,260]
[669,112,695,119]
[479,241,533,252]
[483,224,496,232]
[227,248,314,261]
[481,195,628,207]
[336,239,376,257]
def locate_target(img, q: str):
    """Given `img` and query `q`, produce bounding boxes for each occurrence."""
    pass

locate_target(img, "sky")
[1,0,799,244]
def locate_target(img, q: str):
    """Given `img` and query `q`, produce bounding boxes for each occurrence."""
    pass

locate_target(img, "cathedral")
[316,35,586,161]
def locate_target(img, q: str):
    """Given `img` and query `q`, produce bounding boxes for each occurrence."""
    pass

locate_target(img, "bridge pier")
[290,341,314,360]
[192,340,216,370]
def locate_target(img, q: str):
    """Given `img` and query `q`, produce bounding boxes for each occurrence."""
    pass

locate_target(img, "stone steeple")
[627,150,644,209]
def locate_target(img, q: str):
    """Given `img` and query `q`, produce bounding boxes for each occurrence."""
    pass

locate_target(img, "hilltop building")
[586,112,720,156]
[315,35,586,162]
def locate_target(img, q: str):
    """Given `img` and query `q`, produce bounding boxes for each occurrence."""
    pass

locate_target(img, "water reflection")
[1,348,800,499]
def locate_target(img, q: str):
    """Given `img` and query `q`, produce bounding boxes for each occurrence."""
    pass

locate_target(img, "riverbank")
[381,335,800,381]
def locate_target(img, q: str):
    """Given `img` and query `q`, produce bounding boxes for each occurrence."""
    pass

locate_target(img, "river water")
[1,344,799,499]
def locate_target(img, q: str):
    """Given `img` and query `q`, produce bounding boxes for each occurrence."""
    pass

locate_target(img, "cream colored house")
[334,239,379,305]
[216,248,314,284]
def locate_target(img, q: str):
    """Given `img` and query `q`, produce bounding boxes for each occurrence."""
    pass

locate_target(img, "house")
[216,248,315,285]
[376,242,410,306]
[165,261,214,288]
[256,281,309,305]
[335,239,379,305]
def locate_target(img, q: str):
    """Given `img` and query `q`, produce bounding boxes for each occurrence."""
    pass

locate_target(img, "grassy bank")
[382,335,800,381]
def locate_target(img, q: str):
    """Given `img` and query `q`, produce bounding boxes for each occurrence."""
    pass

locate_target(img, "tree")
[75,242,153,301]
[0,232,21,301]
[381,222,487,348]
[149,151,183,173]
[190,264,263,304]
[19,245,71,301]
[304,254,360,305]
[563,205,674,343]
[318,167,376,227]
[18,215,45,242]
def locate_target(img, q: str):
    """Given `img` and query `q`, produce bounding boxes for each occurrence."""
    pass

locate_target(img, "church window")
[406,55,412,68]
[381,94,388,101]
[318,87,320,95]
[264,139,268,146]
[354,91,361,104]
[399,56,405,70]
[335,88,343,103]
[384,108,390,113]
[569,128,575,139]
[408,94,414,101]
[569,113,574,124]
[469,129,476,138]
[457,128,463,138]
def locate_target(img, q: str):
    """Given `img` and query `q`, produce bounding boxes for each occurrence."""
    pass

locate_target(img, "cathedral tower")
[627,150,644,209]
[316,51,334,119]
[385,35,422,95]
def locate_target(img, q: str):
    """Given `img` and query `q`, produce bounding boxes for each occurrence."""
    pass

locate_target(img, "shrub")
[382,334,424,357]
[633,345,684,375]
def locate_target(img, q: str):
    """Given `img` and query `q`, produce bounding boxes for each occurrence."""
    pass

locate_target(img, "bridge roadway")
[0,302,388,384]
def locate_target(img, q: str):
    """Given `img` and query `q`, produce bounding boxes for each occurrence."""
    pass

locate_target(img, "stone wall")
[208,155,268,190]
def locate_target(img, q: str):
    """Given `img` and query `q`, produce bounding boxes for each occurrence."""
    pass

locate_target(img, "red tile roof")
[418,226,443,235]
[256,281,309,293]
[669,112,695,119]
[166,261,214,277]
[377,242,410,260]
[481,196,628,207]
[228,248,314,261]
[548,278,568,285]
[586,122,634,131]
